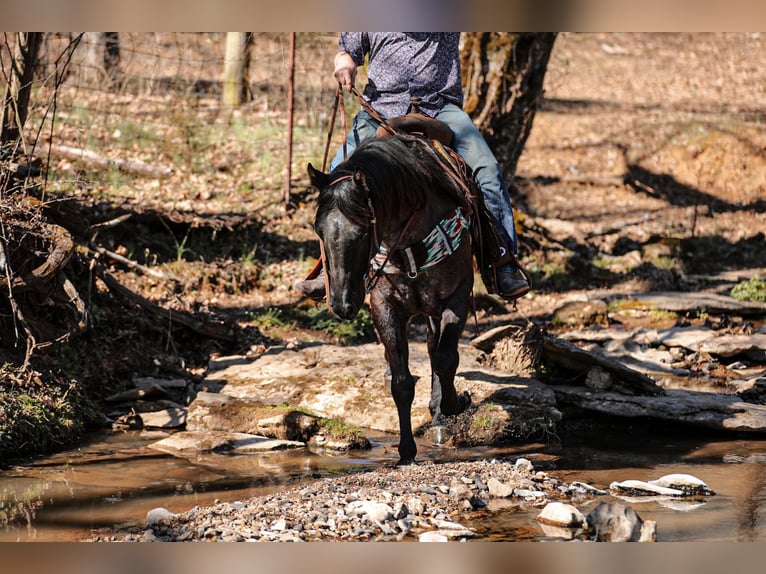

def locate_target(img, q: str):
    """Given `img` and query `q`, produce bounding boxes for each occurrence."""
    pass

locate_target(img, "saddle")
[375,113,515,296]
[375,112,454,148]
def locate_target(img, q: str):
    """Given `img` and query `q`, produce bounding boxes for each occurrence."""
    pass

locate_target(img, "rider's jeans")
[329,104,520,258]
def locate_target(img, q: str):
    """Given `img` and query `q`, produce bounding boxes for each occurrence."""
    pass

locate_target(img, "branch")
[48,144,174,178]
[96,267,238,342]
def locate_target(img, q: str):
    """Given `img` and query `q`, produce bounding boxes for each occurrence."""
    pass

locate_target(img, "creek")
[2,426,766,542]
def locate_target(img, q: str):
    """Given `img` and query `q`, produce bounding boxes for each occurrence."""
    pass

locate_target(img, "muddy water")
[2,428,766,542]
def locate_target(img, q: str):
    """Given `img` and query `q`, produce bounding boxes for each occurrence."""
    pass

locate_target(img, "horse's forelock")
[317,174,371,228]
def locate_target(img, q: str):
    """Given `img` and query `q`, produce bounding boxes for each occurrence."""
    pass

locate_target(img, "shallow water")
[2,428,766,542]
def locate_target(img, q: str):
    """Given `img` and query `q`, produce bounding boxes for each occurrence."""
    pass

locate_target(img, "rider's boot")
[295,261,327,301]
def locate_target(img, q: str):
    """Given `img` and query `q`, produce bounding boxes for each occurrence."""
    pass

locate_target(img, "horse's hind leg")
[427,309,471,424]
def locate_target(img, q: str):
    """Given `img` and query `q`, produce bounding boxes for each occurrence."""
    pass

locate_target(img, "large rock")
[187,392,320,441]
[202,341,561,443]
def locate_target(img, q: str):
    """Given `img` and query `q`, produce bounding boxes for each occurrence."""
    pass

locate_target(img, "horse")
[307,133,475,465]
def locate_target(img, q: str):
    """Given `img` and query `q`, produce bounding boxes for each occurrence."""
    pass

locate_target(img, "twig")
[87,245,167,280]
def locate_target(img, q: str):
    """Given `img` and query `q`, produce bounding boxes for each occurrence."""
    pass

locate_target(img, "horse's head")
[308,163,372,321]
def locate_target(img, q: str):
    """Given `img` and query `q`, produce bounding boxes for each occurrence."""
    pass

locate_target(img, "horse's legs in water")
[427,308,471,424]
[375,307,417,465]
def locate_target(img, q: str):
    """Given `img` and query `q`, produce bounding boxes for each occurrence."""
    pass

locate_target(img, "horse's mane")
[326,134,464,226]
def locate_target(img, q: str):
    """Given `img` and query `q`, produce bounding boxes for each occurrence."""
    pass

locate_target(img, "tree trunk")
[460,33,557,177]
[1,32,43,149]
[103,32,121,86]
[223,32,252,106]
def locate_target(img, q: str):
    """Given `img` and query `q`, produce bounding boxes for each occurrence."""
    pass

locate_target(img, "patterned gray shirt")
[338,33,463,119]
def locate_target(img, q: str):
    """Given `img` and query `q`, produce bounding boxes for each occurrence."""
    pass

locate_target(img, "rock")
[148,430,304,454]
[345,501,394,523]
[537,502,586,528]
[146,507,175,526]
[737,377,766,404]
[257,412,321,442]
[552,299,609,327]
[648,474,715,496]
[230,435,305,453]
[585,366,614,391]
[133,377,188,392]
[308,433,371,451]
[202,342,561,447]
[586,501,654,542]
[609,479,684,497]
[139,407,187,429]
[568,481,608,496]
[419,531,449,542]
[514,458,534,472]
[552,385,766,434]
[487,477,514,498]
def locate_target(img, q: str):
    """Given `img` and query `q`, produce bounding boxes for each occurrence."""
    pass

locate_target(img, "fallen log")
[541,334,665,396]
[553,385,766,433]
[49,144,174,178]
[473,324,665,396]
[97,268,238,342]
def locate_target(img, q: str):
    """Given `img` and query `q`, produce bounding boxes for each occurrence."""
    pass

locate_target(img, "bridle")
[317,170,419,296]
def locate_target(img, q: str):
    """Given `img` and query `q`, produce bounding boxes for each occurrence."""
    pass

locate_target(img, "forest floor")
[2,32,766,461]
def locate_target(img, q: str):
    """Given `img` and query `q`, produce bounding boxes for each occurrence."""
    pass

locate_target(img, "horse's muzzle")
[330,299,361,321]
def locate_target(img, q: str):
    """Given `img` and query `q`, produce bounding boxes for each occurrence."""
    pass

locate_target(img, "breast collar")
[369,207,470,278]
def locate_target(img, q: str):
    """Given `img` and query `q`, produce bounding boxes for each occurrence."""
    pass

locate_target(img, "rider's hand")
[333,51,357,91]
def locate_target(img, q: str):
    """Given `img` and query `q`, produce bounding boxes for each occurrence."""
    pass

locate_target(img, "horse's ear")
[353,169,367,190]
[307,163,328,190]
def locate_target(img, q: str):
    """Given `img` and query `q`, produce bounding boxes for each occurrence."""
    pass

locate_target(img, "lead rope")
[321,85,341,172]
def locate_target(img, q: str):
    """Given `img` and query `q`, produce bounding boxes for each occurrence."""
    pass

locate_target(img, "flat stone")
[537,502,586,528]
[609,479,684,497]
[202,342,560,445]
[148,430,304,454]
[648,473,715,496]
[140,407,187,429]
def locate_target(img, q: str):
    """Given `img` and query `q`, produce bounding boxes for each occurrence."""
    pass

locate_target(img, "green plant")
[319,418,365,442]
[248,307,290,330]
[307,306,375,345]
[731,275,766,303]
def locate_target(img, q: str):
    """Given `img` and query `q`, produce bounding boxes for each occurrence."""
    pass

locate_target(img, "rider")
[296,32,530,302]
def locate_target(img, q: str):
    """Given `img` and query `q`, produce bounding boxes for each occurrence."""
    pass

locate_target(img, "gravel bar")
[89,457,584,542]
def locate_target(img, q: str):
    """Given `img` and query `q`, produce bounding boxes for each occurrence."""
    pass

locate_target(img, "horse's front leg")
[374,305,417,465]
[427,307,471,424]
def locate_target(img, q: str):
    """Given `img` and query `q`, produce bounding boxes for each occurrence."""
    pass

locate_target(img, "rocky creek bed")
[87,454,714,542]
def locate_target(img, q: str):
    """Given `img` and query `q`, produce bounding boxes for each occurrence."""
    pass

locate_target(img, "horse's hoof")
[426,425,451,446]
[459,390,472,413]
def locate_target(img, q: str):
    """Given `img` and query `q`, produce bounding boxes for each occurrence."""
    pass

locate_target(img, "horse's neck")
[379,189,455,247]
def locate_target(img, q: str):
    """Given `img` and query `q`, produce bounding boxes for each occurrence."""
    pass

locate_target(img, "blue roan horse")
[307,133,474,465]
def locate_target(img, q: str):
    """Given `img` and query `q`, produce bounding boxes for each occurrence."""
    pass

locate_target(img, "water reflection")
[3,428,766,541]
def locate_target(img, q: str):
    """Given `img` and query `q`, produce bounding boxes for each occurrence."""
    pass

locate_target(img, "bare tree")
[461,33,557,178]
[223,32,252,106]
[1,32,43,151]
